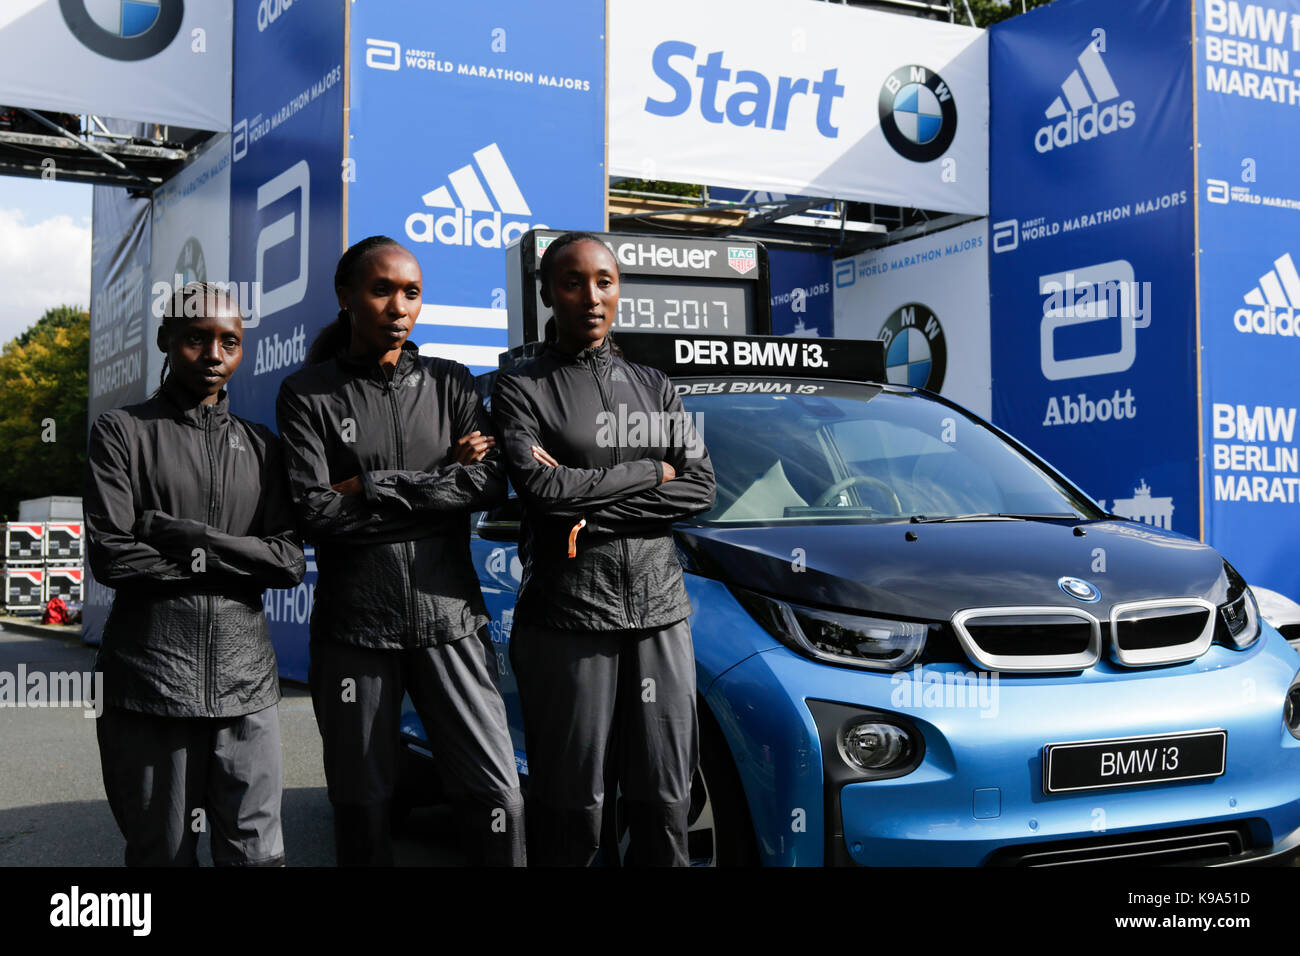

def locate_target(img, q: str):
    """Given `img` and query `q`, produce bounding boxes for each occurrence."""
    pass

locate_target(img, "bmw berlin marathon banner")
[1197,0,1300,599]
[350,0,606,373]
[989,0,1198,536]
[0,0,230,130]
[228,0,344,680]
[833,218,990,417]
[609,0,987,215]
[84,185,153,646]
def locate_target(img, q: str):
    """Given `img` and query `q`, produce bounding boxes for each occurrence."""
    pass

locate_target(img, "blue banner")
[84,185,153,648]
[768,248,833,337]
[348,0,606,373]
[988,0,1198,536]
[1197,0,1300,598]
[227,0,345,680]
[228,0,344,431]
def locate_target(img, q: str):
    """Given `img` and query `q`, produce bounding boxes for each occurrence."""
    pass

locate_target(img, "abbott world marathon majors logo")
[878,65,957,163]
[59,0,183,60]
[406,143,544,248]
[879,304,946,390]
[1035,39,1136,153]
[1235,252,1300,336]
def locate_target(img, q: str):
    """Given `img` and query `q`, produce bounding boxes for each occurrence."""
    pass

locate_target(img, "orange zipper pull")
[567,518,587,558]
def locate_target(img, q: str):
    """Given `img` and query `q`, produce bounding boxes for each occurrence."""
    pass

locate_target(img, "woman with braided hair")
[84,281,305,866]
[277,236,523,866]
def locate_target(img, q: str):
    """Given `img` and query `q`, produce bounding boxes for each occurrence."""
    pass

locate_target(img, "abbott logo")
[252,160,310,327]
[366,38,400,71]
[991,219,1019,253]
[1035,41,1135,153]
[1039,260,1150,380]
[1235,252,1300,336]
[405,143,543,248]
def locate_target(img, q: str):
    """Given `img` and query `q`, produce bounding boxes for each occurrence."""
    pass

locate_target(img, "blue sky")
[0,175,92,344]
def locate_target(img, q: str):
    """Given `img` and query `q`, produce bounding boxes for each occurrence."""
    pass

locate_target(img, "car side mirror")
[476,497,522,542]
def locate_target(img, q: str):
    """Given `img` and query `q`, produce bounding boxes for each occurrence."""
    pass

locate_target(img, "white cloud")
[0,207,92,344]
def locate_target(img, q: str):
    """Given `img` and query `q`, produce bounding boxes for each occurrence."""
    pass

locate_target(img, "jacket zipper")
[587,356,636,629]
[203,405,217,717]
[386,376,419,643]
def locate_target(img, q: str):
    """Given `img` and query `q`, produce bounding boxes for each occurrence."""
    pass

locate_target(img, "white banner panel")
[833,219,990,416]
[0,0,231,131]
[610,0,987,214]
[148,131,232,388]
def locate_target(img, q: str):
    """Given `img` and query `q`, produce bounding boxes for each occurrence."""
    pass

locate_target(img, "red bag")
[41,597,69,626]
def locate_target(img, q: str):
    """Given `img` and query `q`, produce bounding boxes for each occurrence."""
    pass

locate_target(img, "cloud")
[0,207,91,345]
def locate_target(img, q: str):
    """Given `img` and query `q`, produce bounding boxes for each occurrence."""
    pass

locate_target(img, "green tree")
[0,306,90,521]
[967,0,1055,28]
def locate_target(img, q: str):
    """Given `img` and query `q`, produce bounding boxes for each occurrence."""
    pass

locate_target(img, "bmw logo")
[879,304,946,391]
[60,0,184,61]
[1059,576,1101,603]
[174,237,206,284]
[878,65,958,163]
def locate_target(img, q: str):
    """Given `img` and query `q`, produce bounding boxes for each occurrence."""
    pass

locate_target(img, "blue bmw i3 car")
[398,333,1300,866]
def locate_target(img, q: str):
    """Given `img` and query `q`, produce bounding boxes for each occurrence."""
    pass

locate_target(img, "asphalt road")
[0,625,462,867]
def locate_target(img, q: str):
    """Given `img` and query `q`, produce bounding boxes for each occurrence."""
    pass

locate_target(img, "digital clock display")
[508,229,770,347]
[612,276,753,335]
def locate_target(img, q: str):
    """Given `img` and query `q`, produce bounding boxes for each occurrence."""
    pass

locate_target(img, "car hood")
[676,518,1235,620]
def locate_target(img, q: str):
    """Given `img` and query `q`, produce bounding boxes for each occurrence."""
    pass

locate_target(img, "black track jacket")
[491,338,715,631]
[276,341,505,649]
[84,379,306,718]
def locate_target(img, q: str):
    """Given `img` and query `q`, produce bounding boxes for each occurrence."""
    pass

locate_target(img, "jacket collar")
[337,340,420,382]
[158,376,231,428]
[544,337,613,369]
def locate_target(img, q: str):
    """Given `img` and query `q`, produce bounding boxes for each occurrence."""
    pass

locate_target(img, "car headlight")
[1284,671,1300,740]
[840,721,915,771]
[1217,587,1261,650]
[731,587,927,671]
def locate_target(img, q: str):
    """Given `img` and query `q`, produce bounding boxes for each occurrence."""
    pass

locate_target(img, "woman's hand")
[331,476,363,497]
[455,431,496,465]
[533,444,675,482]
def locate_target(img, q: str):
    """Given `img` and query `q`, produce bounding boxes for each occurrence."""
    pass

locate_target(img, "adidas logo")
[404,143,546,248]
[1235,252,1300,336]
[1034,41,1136,153]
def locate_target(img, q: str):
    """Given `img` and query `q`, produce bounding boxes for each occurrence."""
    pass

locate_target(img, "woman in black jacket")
[85,282,306,866]
[491,231,716,866]
[276,236,523,866]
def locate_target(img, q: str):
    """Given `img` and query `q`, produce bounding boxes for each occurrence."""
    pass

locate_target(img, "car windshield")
[676,379,1101,524]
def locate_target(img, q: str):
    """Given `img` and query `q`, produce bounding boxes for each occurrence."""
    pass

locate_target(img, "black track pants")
[96,703,284,866]
[511,618,698,867]
[308,632,525,866]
